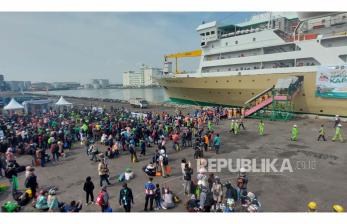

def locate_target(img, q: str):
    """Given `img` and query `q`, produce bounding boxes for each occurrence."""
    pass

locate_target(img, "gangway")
[243,76,303,120]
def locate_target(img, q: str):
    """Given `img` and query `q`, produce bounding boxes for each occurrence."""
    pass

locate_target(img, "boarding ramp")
[244,76,303,120]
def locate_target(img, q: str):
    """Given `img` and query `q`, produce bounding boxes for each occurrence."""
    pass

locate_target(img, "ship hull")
[159,72,347,116]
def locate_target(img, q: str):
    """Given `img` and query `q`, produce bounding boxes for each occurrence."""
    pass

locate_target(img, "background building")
[89,79,110,89]
[6,81,31,91]
[123,64,162,87]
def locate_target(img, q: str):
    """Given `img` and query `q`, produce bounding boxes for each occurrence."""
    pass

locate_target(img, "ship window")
[211,31,215,35]
[227,80,230,82]
[200,33,205,36]
[211,44,214,48]
[228,68,231,71]
[206,32,210,36]
[253,37,256,42]
[320,110,323,113]
[235,40,238,44]
[226,42,228,46]
[216,80,218,83]
[300,108,303,111]
[239,92,242,95]
[238,80,242,82]
[216,69,220,72]
[252,93,255,95]
[252,80,255,82]
[228,92,231,94]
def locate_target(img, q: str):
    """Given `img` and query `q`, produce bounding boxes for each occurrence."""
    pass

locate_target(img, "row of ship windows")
[202,63,318,73]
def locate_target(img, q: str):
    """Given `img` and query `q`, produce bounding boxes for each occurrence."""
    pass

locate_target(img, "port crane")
[164,49,202,74]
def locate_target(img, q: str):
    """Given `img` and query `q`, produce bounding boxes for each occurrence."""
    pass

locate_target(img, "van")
[129,98,149,109]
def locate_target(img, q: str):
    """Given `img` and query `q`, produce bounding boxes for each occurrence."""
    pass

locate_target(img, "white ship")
[159,12,347,117]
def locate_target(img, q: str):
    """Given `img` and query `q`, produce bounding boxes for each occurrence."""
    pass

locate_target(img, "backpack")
[163,155,169,166]
[96,192,105,206]
[5,168,13,179]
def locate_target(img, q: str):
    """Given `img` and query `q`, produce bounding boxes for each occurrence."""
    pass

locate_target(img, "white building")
[123,71,143,87]
[123,65,162,87]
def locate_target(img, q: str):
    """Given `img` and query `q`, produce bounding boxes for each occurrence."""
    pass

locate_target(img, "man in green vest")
[258,120,265,136]
[229,120,235,133]
[291,124,298,141]
[234,120,240,135]
[332,124,344,143]
[317,124,326,141]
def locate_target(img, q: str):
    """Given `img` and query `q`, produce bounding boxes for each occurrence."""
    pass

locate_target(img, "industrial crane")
[164,49,202,74]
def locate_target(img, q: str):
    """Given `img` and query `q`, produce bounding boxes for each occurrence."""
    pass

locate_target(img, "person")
[0,152,7,178]
[332,204,344,212]
[98,160,110,187]
[83,176,95,205]
[50,141,59,162]
[334,115,341,128]
[291,124,298,141]
[183,163,193,195]
[317,124,327,141]
[140,138,146,156]
[96,185,109,212]
[119,183,134,212]
[211,176,223,211]
[236,168,248,198]
[307,201,317,212]
[186,194,199,212]
[63,200,83,212]
[229,120,235,133]
[47,189,60,212]
[161,187,175,209]
[154,183,162,210]
[144,177,156,211]
[332,124,344,142]
[180,159,187,178]
[143,162,156,177]
[24,166,38,200]
[258,120,265,136]
[213,133,221,154]
[245,192,261,212]
[239,116,246,130]
[35,190,49,211]
[203,133,209,152]
[5,163,18,199]
[225,181,238,202]
[158,149,168,178]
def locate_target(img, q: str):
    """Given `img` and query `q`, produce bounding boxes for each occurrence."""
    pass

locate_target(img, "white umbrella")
[3,98,24,110]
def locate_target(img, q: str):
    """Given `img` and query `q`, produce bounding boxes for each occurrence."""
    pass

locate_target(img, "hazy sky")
[0,12,256,84]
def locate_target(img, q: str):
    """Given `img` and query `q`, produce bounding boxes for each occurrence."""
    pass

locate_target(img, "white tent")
[3,98,24,110]
[55,96,72,106]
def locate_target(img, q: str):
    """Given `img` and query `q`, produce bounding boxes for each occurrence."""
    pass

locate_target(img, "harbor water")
[40,88,169,103]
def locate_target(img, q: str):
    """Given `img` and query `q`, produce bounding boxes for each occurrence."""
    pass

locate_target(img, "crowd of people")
[0,103,345,212]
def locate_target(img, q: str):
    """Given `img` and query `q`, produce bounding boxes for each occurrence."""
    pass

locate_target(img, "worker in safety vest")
[234,120,240,135]
[332,124,344,143]
[229,120,235,133]
[291,124,298,141]
[317,124,327,141]
[258,120,265,136]
[307,201,317,212]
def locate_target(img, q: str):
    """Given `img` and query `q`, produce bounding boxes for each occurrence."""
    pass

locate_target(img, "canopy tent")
[55,96,72,106]
[3,98,24,110]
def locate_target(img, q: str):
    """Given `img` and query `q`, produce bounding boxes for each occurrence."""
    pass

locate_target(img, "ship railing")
[244,86,275,106]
